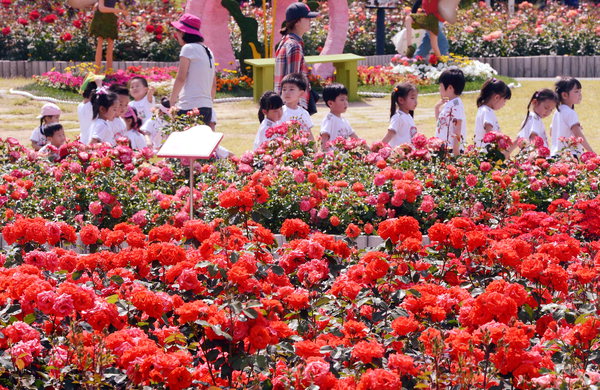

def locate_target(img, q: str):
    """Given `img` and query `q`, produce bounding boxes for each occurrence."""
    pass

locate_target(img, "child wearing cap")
[31,103,62,151]
[274,2,318,112]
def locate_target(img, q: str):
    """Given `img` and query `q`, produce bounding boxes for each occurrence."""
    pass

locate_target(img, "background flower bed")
[2,0,600,61]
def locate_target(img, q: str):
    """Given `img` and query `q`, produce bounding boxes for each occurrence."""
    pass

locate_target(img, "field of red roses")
[1,123,600,388]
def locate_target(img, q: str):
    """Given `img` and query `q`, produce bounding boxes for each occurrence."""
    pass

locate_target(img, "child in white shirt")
[435,68,466,156]
[89,88,120,146]
[78,73,104,144]
[38,123,67,161]
[128,76,155,124]
[254,91,284,150]
[279,73,314,141]
[514,89,559,152]
[320,83,359,151]
[474,78,511,149]
[382,82,419,148]
[142,97,171,150]
[550,77,594,156]
[123,106,147,150]
[31,103,62,151]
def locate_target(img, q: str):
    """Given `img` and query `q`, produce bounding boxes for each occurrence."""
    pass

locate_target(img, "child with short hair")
[514,89,558,151]
[279,73,314,141]
[382,82,419,148]
[38,123,67,161]
[108,84,130,139]
[31,103,62,151]
[89,88,120,146]
[320,83,358,151]
[551,77,593,156]
[141,97,171,150]
[254,91,284,150]
[474,78,512,149]
[123,106,147,150]
[435,68,466,156]
[128,76,155,124]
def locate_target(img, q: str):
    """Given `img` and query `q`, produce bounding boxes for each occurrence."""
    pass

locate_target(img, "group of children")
[30,69,592,161]
[31,75,170,159]
[255,70,593,158]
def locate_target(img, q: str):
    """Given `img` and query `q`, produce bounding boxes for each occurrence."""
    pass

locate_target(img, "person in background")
[473,78,512,149]
[513,89,558,153]
[31,103,62,151]
[38,123,67,161]
[279,73,314,141]
[320,83,359,151]
[78,73,105,145]
[89,88,120,146]
[90,0,128,72]
[382,82,419,148]
[128,76,155,124]
[142,97,171,151]
[123,106,147,150]
[108,84,130,139]
[435,68,466,156]
[254,91,284,150]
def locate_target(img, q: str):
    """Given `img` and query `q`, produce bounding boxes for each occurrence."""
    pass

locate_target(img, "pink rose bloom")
[177,268,201,291]
[36,291,57,314]
[294,170,305,183]
[466,174,478,187]
[89,201,103,215]
[98,191,115,204]
[130,210,148,227]
[480,162,492,172]
[299,200,312,211]
[317,207,329,219]
[52,293,75,317]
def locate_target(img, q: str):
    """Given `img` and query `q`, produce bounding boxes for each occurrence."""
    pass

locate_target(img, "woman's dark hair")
[555,77,582,107]
[390,82,418,118]
[280,18,300,35]
[82,81,98,99]
[125,107,143,131]
[41,123,63,138]
[129,76,148,88]
[476,78,512,107]
[90,90,119,119]
[520,89,559,130]
[258,91,284,122]
[182,32,204,43]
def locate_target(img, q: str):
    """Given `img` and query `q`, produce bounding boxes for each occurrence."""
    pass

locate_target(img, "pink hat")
[171,13,203,38]
[37,103,62,118]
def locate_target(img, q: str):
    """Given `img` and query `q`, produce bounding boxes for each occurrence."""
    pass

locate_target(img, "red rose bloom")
[80,225,100,246]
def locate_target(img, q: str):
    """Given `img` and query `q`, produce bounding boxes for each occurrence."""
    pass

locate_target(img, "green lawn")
[1,77,599,156]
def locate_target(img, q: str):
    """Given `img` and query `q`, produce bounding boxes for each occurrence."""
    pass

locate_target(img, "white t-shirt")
[141,115,166,149]
[551,104,582,156]
[129,98,154,125]
[254,118,278,150]
[474,105,500,148]
[178,43,215,111]
[281,105,313,131]
[126,129,147,150]
[436,97,466,149]
[111,118,127,140]
[386,110,417,147]
[78,101,93,144]
[320,113,355,140]
[90,119,115,146]
[518,112,548,148]
[30,126,47,147]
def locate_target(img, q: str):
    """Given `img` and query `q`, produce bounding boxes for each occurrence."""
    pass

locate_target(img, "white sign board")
[157,125,224,160]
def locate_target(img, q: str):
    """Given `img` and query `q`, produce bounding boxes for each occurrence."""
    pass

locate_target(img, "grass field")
[1,77,599,155]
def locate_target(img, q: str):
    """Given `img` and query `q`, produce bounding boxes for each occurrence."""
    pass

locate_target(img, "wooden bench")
[245,53,366,102]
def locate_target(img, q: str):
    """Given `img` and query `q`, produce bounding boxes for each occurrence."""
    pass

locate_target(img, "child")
[551,77,594,156]
[141,97,171,150]
[30,103,62,151]
[38,123,67,161]
[514,89,558,150]
[108,84,130,139]
[78,74,104,145]
[123,106,147,150]
[254,91,284,150]
[90,0,128,72]
[382,82,418,148]
[279,73,315,141]
[128,76,155,124]
[89,88,120,146]
[320,83,358,151]
[474,78,512,149]
[435,68,466,156]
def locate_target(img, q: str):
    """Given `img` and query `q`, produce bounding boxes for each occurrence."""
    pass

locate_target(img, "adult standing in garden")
[405,0,450,58]
[170,13,217,129]
[90,0,128,72]
[274,2,319,115]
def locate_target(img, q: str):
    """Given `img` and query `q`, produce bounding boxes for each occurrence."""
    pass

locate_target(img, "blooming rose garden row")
[0,121,599,388]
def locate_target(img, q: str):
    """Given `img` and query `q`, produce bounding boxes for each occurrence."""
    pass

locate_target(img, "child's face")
[45,115,60,125]
[327,94,349,115]
[100,103,119,121]
[129,79,148,101]
[117,95,130,117]
[281,83,303,106]
[562,88,582,106]
[125,117,134,130]
[48,129,66,147]
[398,90,418,112]
[533,99,556,119]
[264,107,283,122]
[490,94,507,110]
[439,83,454,99]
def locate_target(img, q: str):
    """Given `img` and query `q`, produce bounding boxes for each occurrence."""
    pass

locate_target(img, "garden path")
[1,78,600,155]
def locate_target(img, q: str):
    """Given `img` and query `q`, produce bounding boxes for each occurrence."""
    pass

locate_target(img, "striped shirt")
[274,33,309,108]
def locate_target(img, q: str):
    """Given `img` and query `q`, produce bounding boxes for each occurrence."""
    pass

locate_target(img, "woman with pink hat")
[169,13,217,129]
[31,103,62,151]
